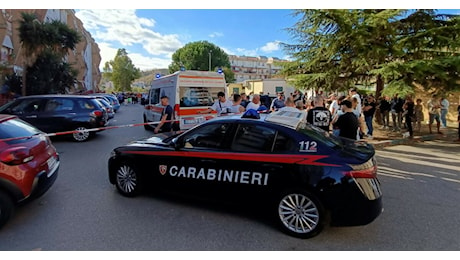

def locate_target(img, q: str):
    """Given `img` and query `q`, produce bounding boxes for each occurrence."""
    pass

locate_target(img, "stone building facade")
[0,9,101,100]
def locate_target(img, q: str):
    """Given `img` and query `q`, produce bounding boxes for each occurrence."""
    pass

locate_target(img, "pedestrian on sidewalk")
[440,96,449,128]
[456,102,460,142]
[403,95,415,138]
[378,95,391,130]
[414,98,424,132]
[332,99,358,140]
[427,93,442,134]
[390,93,404,131]
[363,95,376,139]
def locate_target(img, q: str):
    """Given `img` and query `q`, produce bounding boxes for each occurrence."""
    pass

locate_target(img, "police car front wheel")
[115,162,143,197]
[276,190,325,239]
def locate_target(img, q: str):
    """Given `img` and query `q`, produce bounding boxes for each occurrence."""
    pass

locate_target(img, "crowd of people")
[207,88,460,142]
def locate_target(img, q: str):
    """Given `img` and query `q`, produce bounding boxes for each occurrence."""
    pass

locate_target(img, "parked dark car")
[0,114,59,229]
[108,110,383,238]
[90,93,120,113]
[94,96,114,120]
[0,95,108,142]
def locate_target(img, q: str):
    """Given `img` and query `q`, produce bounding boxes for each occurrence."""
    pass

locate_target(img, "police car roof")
[212,110,305,129]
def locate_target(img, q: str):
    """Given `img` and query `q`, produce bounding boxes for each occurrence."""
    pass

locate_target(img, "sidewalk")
[363,122,459,149]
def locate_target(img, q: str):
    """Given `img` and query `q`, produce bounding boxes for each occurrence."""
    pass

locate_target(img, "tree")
[169,41,231,76]
[18,12,81,95]
[26,50,77,95]
[280,9,460,98]
[104,48,141,92]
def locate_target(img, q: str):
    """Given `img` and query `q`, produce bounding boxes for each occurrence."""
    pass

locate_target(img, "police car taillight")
[342,166,377,179]
[343,158,377,178]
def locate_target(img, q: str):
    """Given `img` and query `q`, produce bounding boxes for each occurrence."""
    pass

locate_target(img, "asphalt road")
[0,104,459,251]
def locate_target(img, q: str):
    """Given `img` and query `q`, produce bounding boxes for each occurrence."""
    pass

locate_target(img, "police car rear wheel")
[276,191,325,239]
[115,163,142,197]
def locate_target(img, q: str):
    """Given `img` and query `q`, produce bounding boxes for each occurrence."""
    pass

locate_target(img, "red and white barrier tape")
[1,109,269,142]
[0,120,171,142]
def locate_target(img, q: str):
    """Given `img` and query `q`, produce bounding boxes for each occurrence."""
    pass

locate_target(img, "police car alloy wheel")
[72,126,91,142]
[115,163,142,197]
[277,191,325,238]
[0,190,14,229]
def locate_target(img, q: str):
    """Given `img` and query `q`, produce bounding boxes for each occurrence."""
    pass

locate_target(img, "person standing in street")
[270,92,286,112]
[246,94,261,111]
[306,96,332,132]
[378,95,391,130]
[198,91,233,115]
[363,95,376,139]
[154,96,173,134]
[333,99,359,140]
[440,96,449,128]
[427,93,442,134]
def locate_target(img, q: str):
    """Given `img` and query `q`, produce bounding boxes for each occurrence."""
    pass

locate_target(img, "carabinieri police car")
[108,110,383,239]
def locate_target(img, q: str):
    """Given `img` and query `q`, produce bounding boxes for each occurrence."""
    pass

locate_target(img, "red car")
[0,114,59,229]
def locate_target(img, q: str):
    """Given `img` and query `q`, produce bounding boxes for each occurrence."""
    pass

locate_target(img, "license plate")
[184,119,197,124]
[47,156,58,177]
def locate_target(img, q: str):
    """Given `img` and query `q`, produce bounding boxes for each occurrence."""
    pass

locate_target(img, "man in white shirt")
[246,94,261,111]
[349,88,362,116]
[198,91,233,115]
[440,96,449,128]
[328,93,340,117]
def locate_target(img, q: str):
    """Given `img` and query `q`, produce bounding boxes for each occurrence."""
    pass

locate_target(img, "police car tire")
[0,190,14,229]
[275,190,325,239]
[114,162,144,197]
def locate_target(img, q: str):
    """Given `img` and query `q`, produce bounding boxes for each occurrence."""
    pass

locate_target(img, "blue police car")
[108,110,383,238]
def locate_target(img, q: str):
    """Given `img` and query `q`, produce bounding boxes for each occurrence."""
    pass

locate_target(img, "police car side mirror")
[171,137,183,150]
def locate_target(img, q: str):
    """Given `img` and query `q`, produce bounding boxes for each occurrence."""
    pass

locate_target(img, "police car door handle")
[25,115,37,118]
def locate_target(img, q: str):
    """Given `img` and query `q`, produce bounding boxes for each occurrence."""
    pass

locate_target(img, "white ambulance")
[143,70,228,130]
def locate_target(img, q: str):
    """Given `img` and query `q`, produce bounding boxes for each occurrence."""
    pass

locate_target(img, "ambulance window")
[150,89,160,104]
[231,124,275,153]
[180,87,215,107]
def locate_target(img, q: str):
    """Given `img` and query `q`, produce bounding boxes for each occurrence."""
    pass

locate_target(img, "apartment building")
[229,55,287,83]
[0,9,101,95]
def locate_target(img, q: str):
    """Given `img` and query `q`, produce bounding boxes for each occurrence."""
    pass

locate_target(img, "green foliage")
[26,50,77,95]
[281,9,460,95]
[18,12,81,95]
[169,41,231,73]
[105,48,141,92]
[222,67,235,83]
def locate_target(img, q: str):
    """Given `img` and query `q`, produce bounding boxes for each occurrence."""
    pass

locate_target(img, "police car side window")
[183,123,231,149]
[231,124,275,153]
[272,132,296,153]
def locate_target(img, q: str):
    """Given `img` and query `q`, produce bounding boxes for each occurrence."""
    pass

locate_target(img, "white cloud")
[235,48,259,57]
[260,41,281,53]
[209,32,224,38]
[75,9,182,70]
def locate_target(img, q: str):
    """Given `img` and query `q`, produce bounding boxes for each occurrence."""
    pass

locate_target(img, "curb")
[369,131,458,150]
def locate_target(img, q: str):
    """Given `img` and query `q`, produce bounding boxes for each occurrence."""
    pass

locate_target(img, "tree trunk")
[374,74,384,125]
[21,63,26,96]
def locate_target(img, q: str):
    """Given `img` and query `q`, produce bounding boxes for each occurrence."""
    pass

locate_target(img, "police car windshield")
[297,122,342,148]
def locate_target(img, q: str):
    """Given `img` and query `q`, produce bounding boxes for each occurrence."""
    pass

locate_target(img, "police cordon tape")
[1,109,270,143]
[1,119,172,143]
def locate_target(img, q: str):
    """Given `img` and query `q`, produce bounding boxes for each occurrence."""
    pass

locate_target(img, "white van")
[143,70,227,130]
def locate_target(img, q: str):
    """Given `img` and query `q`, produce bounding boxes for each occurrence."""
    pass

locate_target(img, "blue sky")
[74,9,300,71]
[73,8,460,71]
[8,2,460,72]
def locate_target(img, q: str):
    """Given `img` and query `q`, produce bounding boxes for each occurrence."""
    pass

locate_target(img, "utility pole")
[208,50,212,71]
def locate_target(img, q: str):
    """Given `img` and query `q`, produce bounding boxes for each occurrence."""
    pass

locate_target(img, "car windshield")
[297,121,343,148]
